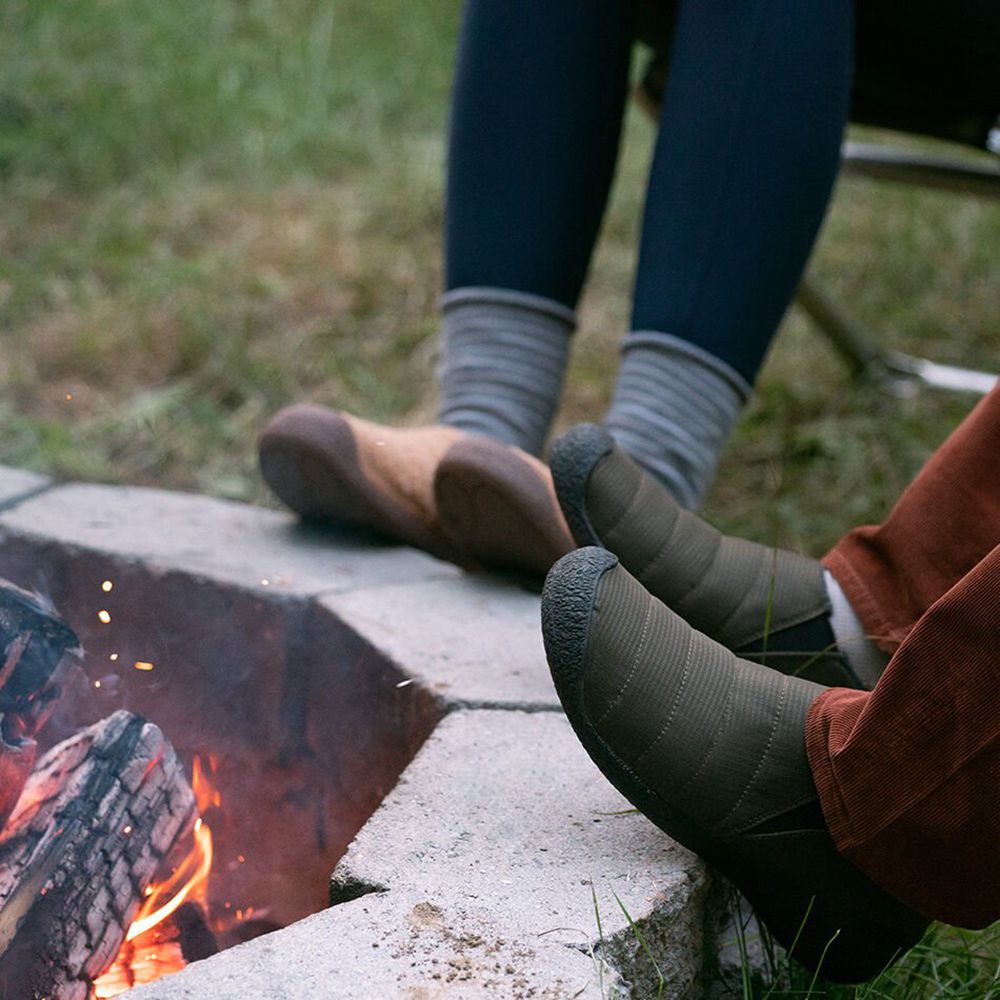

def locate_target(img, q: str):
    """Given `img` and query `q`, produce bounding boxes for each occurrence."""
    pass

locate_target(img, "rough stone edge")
[0,481,458,604]
[0,466,53,513]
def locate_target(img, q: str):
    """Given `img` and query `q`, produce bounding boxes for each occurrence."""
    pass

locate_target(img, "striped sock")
[437,287,575,457]
[603,332,751,509]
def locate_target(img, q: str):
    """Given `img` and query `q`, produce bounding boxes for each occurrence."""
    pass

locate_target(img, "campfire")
[0,521,438,1000]
[0,580,278,998]
[0,578,213,997]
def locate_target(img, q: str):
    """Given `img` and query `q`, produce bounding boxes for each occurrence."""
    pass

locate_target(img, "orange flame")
[127,818,213,940]
[91,756,218,999]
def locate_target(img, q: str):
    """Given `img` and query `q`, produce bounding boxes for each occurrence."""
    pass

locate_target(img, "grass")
[3,0,996,551]
[3,2,998,993]
[605,886,1000,999]
[717,896,1000,1000]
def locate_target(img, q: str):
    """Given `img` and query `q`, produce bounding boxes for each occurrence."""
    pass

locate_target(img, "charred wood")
[0,579,82,829]
[0,710,195,1000]
[175,902,220,963]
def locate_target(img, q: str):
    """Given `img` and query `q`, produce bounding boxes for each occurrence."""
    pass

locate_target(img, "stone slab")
[0,465,50,509]
[332,711,713,998]
[319,574,557,709]
[125,889,615,999]
[0,483,457,598]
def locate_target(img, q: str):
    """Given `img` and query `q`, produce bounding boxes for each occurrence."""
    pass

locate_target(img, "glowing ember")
[97,610,112,624]
[133,661,155,672]
[101,580,114,593]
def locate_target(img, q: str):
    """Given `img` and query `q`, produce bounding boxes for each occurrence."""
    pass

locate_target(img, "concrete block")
[125,889,616,999]
[332,711,714,999]
[0,465,50,509]
[0,483,456,598]
[320,573,557,709]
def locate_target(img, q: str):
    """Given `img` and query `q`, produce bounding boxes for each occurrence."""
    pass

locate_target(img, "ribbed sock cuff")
[823,570,889,690]
[603,332,750,509]
[437,287,575,456]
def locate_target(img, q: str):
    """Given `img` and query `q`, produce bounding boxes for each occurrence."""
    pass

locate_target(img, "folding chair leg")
[796,275,997,396]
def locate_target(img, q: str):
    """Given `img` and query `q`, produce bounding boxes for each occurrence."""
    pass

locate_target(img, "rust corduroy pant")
[807,385,1000,928]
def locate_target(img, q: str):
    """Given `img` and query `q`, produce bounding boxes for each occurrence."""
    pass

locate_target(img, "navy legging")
[444,0,852,384]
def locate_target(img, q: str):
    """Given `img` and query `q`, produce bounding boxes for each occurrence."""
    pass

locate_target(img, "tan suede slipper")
[258,404,468,564]
[434,437,574,578]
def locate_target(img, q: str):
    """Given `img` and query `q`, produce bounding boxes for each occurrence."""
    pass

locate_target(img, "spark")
[134,661,155,672]
[94,680,102,689]
[395,678,414,688]
[123,825,133,835]
[260,578,270,586]
[98,609,112,624]
[237,854,245,864]
[102,580,114,592]
[110,653,119,661]
[64,393,73,401]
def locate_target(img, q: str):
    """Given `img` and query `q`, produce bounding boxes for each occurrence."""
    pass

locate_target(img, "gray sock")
[437,287,575,457]
[603,332,751,509]
[823,570,889,689]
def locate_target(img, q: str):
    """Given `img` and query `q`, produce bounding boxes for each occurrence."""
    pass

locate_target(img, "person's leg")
[439,0,634,457]
[542,547,929,982]
[824,384,1000,653]
[551,385,1000,680]
[806,543,1000,929]
[605,0,853,507]
[261,0,633,573]
[550,423,881,689]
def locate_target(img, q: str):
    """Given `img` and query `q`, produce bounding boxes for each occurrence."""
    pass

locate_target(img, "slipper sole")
[435,438,574,578]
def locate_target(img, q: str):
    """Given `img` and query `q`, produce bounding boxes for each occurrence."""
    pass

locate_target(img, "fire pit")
[0,471,718,999]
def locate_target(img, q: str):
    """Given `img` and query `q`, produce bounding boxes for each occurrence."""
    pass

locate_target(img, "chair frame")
[798,140,1000,396]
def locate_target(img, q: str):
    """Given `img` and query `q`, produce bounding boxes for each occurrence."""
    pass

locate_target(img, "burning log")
[0,579,82,829]
[0,710,196,1000]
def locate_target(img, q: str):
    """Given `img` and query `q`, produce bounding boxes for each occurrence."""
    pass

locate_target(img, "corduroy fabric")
[822,383,1000,653]
[808,387,1000,928]
[806,544,1000,928]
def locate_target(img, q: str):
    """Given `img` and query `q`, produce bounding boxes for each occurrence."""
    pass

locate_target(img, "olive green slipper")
[541,548,929,983]
[550,424,865,688]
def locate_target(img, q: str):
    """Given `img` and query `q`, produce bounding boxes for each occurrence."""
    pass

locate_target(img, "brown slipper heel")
[434,437,575,579]
[258,404,468,565]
